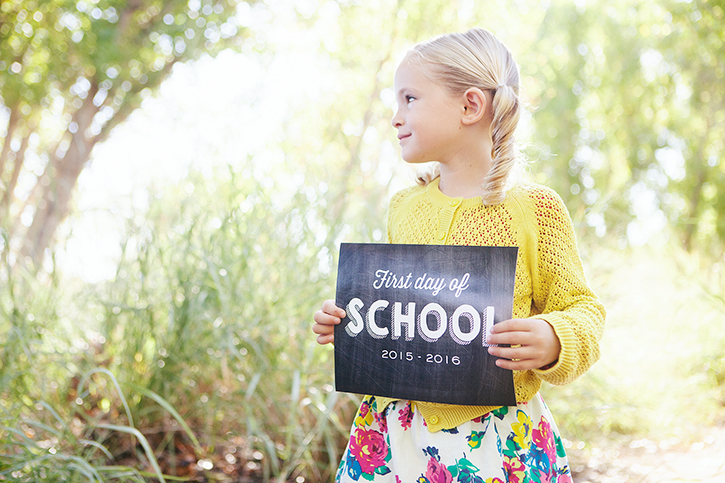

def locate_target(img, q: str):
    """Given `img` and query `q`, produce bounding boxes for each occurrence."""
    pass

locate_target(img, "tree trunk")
[21,82,100,265]
[0,103,20,186]
[1,132,30,211]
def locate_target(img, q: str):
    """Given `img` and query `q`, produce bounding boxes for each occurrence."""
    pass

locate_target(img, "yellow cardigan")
[372,178,605,432]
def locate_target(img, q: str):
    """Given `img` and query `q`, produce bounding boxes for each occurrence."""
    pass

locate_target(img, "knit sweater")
[373,178,606,432]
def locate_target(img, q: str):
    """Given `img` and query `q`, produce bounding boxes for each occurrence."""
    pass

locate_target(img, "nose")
[391,107,402,128]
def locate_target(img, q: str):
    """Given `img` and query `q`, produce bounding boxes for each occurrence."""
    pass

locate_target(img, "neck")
[437,143,493,199]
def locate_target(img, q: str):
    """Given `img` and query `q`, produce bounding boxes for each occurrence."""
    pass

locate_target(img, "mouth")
[397,133,411,141]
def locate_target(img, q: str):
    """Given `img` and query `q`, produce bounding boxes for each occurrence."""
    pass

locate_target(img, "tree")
[517,0,724,254]
[662,0,725,251]
[0,0,257,268]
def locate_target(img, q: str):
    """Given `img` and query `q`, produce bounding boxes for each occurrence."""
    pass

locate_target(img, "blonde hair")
[409,28,521,205]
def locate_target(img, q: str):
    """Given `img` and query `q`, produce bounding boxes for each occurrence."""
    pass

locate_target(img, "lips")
[397,133,411,141]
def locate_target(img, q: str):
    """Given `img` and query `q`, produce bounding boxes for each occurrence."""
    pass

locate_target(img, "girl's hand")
[486,318,561,371]
[312,300,346,345]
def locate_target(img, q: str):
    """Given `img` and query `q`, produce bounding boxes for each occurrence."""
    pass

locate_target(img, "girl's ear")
[461,87,489,125]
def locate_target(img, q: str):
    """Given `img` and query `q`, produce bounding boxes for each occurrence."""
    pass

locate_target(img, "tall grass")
[88,167,368,479]
[0,260,176,481]
[3,165,377,481]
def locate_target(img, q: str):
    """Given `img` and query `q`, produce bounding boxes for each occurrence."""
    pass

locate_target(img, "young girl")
[313,28,605,483]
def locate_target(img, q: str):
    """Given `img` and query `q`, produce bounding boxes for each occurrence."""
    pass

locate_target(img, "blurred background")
[1,0,724,481]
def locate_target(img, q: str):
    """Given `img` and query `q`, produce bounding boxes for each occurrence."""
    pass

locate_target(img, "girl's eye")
[405,95,416,103]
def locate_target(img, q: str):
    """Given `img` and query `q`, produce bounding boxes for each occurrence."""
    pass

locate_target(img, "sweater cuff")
[533,313,578,385]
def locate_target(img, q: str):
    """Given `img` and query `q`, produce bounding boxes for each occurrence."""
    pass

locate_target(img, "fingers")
[487,345,548,371]
[321,299,346,319]
[315,333,335,345]
[488,318,532,337]
[487,318,560,371]
[313,301,345,328]
[312,299,346,346]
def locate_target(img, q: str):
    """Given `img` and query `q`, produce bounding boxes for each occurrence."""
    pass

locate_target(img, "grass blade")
[124,382,202,453]
[77,368,134,428]
[95,424,166,483]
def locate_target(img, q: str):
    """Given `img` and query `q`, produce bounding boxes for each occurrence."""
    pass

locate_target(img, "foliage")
[0,0,258,267]
[298,0,725,255]
[0,160,373,480]
[0,269,176,481]
[95,167,359,479]
[4,0,722,269]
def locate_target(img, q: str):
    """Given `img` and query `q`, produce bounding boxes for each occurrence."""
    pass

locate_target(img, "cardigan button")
[429,415,439,425]
[449,199,459,207]
[437,232,445,240]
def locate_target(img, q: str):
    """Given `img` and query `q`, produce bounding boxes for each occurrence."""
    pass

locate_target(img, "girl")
[313,28,605,483]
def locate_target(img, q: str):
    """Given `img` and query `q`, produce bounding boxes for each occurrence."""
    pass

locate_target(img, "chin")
[402,156,434,165]
[400,151,422,164]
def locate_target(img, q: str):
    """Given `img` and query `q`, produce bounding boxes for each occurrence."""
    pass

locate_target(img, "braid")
[482,84,520,205]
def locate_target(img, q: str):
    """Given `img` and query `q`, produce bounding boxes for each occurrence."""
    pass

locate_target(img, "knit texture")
[374,178,606,432]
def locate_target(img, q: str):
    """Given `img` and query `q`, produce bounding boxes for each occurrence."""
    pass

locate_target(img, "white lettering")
[345,298,365,337]
[483,306,495,347]
[342,298,492,346]
[449,304,480,345]
[366,299,390,339]
[373,270,413,290]
[414,273,427,289]
[372,270,389,289]
[392,302,416,341]
[448,273,470,297]
[418,303,447,342]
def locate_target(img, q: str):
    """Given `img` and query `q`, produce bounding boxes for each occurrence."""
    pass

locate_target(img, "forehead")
[393,55,436,89]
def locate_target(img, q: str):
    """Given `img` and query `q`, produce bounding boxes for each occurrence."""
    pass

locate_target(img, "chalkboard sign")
[334,243,518,406]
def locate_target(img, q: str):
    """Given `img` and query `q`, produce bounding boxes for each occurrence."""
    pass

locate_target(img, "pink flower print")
[556,473,573,483]
[425,457,453,483]
[537,472,554,483]
[348,428,389,474]
[374,410,388,433]
[503,454,526,483]
[532,417,555,461]
[398,402,414,430]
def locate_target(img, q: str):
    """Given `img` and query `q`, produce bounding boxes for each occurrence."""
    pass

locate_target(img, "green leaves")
[1,0,260,266]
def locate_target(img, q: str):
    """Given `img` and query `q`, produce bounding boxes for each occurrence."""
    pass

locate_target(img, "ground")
[569,425,725,483]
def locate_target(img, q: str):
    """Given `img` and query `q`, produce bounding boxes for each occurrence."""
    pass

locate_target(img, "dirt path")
[569,426,725,482]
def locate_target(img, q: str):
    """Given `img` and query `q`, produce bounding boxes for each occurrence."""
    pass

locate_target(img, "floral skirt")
[336,394,572,483]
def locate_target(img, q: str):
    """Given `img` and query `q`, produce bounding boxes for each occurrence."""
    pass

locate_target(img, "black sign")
[334,243,518,406]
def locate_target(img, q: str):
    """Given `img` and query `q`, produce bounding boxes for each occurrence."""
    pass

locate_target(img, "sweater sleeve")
[527,187,606,386]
